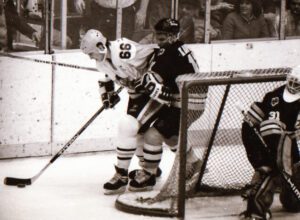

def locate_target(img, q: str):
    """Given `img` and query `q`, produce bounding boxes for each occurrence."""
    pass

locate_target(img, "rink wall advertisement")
[0,39,300,158]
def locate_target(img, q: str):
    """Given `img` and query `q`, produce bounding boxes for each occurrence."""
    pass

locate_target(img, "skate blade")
[128,185,154,192]
[104,186,126,195]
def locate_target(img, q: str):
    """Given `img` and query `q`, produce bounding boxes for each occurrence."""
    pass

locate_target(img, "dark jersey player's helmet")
[154,18,180,35]
[154,18,180,47]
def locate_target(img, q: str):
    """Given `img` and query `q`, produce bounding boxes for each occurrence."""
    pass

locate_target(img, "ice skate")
[239,210,271,220]
[103,166,128,195]
[128,169,156,192]
[240,167,274,220]
[129,167,162,179]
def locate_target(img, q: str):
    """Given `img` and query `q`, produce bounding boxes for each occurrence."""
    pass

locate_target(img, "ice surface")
[0,150,299,220]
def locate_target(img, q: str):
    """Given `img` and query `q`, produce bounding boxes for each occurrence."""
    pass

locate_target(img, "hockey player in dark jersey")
[127,18,207,191]
[240,65,300,219]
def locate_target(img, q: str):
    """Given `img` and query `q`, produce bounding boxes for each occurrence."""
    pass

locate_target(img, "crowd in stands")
[0,0,299,51]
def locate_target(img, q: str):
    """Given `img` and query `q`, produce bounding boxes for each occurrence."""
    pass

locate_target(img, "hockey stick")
[0,52,98,72]
[4,86,123,187]
[235,102,300,201]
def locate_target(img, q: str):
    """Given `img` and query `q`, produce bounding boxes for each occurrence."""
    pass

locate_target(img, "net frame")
[177,73,287,218]
[116,68,289,218]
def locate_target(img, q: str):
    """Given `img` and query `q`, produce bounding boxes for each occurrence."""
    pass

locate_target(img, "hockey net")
[115,67,290,218]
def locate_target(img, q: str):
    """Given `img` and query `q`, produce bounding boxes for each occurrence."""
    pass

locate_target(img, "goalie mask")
[154,18,180,47]
[283,65,300,102]
[80,29,107,62]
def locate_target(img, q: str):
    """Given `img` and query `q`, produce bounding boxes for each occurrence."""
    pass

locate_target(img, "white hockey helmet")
[80,29,107,60]
[283,65,300,102]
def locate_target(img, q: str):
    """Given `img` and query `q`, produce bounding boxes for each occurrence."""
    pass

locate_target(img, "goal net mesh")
[115,67,290,217]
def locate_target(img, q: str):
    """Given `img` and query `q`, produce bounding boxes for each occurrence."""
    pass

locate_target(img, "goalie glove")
[98,80,120,109]
[135,71,172,106]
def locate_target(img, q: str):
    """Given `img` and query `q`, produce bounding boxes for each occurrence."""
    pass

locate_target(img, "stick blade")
[4,177,32,186]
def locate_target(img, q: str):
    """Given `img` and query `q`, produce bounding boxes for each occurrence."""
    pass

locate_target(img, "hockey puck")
[17,184,26,188]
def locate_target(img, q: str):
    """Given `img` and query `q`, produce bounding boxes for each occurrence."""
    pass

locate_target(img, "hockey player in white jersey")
[80,29,168,194]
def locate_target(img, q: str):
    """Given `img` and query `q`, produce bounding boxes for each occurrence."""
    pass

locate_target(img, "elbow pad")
[246,102,265,126]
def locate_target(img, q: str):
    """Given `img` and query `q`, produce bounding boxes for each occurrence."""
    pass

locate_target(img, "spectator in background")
[0,0,40,51]
[287,0,300,36]
[262,0,281,37]
[74,0,149,40]
[134,0,149,31]
[139,0,200,44]
[195,0,235,42]
[222,0,270,40]
[146,0,171,33]
[264,0,300,37]
[24,0,42,19]
[207,0,236,28]
[25,0,73,48]
[134,0,171,43]
[178,0,199,43]
[0,0,7,50]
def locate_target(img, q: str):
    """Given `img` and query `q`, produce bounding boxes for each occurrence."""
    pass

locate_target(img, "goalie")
[240,65,300,220]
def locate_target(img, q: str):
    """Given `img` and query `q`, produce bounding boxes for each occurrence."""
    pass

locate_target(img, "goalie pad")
[242,122,270,169]
[259,120,287,159]
[243,166,277,218]
[280,162,300,212]
[277,134,300,212]
[135,71,172,106]
[276,134,293,175]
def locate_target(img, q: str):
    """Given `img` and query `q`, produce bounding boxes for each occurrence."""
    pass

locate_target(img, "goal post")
[116,68,289,218]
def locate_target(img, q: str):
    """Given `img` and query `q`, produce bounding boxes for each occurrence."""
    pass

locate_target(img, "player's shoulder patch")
[271,97,280,107]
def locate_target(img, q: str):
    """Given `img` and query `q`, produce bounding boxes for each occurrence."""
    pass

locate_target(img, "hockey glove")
[108,91,120,108]
[135,71,172,106]
[98,80,120,109]
[101,92,110,109]
[101,92,120,109]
